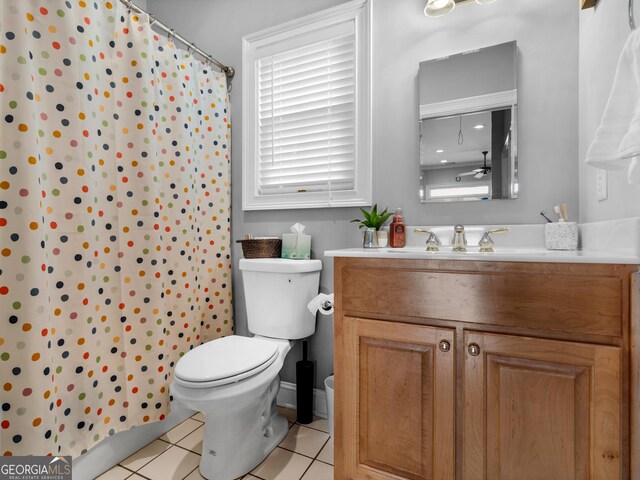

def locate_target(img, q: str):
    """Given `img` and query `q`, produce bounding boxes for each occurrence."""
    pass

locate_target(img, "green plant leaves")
[351,204,392,230]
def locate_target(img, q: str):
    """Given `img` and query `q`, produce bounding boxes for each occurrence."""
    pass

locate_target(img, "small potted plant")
[351,204,392,248]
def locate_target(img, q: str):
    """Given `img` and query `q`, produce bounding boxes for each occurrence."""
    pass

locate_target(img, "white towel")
[586,28,640,184]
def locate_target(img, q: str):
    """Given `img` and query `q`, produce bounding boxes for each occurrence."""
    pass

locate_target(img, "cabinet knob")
[439,339,451,352]
[468,343,480,356]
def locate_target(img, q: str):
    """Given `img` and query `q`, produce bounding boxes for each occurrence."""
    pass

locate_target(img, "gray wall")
[149,0,579,389]
[419,41,516,105]
[578,1,640,222]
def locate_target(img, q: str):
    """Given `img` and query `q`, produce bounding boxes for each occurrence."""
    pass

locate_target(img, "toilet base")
[197,376,288,480]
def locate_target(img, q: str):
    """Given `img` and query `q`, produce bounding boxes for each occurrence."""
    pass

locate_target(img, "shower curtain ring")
[148,14,156,26]
[190,42,197,54]
[168,29,175,41]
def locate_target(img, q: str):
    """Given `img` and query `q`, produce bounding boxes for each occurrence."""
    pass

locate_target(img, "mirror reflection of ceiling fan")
[456,151,491,181]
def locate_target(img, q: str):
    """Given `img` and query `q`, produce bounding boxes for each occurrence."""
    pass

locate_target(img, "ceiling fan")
[456,151,491,181]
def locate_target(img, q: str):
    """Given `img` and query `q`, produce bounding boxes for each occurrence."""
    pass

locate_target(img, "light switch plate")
[597,169,608,202]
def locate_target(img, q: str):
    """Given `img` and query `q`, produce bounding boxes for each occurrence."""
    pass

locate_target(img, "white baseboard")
[277,380,328,419]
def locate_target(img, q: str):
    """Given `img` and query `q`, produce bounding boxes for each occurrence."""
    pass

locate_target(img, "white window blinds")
[257,33,356,196]
[242,0,371,210]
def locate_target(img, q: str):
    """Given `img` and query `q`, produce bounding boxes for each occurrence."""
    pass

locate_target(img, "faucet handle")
[414,229,441,251]
[478,227,509,252]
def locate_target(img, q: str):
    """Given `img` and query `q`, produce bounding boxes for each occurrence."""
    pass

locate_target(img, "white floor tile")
[251,447,312,480]
[277,406,297,425]
[279,425,330,458]
[160,418,203,444]
[301,461,333,480]
[316,439,333,466]
[303,418,329,434]
[183,467,206,479]
[95,465,132,480]
[192,412,206,423]
[177,425,204,454]
[137,445,201,480]
[120,439,171,471]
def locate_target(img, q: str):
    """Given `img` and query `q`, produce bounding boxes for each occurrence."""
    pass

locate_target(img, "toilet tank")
[239,258,322,339]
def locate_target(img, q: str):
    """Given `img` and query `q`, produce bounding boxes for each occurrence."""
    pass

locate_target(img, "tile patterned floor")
[96,408,333,480]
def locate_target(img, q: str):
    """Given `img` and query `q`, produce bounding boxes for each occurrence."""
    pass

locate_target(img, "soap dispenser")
[389,208,406,248]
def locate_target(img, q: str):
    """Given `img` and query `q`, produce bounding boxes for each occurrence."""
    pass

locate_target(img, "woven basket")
[236,238,282,259]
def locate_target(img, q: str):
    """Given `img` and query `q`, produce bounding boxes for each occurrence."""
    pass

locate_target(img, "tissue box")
[281,233,311,259]
[544,222,578,251]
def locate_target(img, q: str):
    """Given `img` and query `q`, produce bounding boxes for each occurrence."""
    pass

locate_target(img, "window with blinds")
[242,0,371,210]
[258,35,355,196]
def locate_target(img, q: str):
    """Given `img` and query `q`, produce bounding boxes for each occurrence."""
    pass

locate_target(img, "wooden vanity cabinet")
[333,257,638,480]
[463,331,621,480]
[339,317,455,480]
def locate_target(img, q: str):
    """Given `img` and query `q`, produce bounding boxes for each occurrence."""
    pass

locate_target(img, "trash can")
[324,375,334,438]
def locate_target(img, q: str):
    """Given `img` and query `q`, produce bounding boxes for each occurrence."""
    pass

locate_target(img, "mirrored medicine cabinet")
[418,41,518,203]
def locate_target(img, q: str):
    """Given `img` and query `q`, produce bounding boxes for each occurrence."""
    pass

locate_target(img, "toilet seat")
[174,336,280,388]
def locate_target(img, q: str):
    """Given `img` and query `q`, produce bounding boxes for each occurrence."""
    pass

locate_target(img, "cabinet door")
[463,331,621,480]
[335,317,455,480]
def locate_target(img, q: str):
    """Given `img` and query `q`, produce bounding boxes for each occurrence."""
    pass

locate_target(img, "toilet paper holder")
[320,300,333,312]
[307,293,334,315]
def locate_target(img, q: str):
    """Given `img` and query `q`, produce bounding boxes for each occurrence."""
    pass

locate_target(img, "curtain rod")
[119,0,235,78]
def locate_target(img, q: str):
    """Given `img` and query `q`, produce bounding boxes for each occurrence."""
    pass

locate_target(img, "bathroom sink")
[377,246,542,254]
[325,246,640,264]
[325,222,640,265]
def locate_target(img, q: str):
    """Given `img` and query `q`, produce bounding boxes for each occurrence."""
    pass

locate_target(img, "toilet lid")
[174,336,279,385]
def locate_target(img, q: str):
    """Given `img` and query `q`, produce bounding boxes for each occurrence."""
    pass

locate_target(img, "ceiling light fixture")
[440,159,448,163]
[424,0,455,17]
[473,124,485,129]
[436,149,444,153]
[425,0,498,18]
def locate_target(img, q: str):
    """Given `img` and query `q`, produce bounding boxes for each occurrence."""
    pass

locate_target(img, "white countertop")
[324,246,640,264]
[324,218,640,265]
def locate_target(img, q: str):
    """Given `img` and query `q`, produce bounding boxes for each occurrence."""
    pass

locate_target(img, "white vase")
[376,230,388,248]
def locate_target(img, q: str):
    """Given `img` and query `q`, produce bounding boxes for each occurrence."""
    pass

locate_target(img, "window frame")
[427,183,491,201]
[242,0,371,211]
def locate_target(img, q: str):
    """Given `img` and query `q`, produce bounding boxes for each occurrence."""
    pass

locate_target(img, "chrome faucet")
[452,225,467,252]
[478,227,509,252]
[414,229,441,251]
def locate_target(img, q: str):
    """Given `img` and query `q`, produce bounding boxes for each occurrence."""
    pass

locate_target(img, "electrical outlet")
[596,169,608,202]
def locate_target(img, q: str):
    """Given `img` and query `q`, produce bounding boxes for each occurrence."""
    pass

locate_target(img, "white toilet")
[171,258,322,480]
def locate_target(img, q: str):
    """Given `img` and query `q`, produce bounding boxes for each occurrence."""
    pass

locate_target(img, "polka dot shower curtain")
[0,1,232,457]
